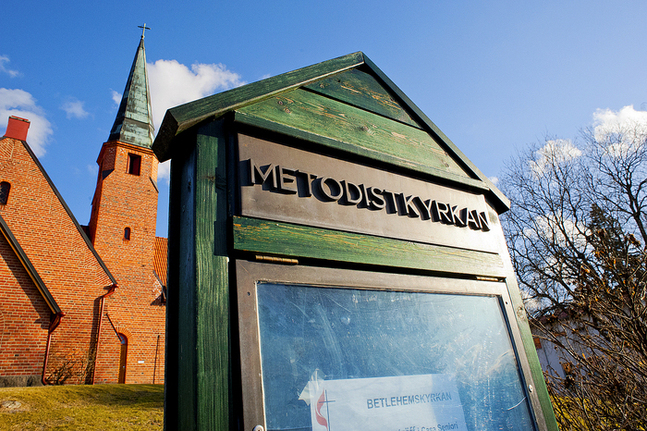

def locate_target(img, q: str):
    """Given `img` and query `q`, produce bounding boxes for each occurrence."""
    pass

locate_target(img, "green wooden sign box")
[153,52,557,431]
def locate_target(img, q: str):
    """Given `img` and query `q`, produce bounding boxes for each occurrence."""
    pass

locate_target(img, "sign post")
[153,52,558,431]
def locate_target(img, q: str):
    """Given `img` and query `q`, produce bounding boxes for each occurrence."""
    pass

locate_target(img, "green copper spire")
[108,29,154,148]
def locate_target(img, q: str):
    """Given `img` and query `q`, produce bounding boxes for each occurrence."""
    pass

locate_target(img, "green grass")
[0,384,163,430]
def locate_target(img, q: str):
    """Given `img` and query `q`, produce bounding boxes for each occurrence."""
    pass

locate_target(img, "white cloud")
[147,60,244,132]
[533,214,588,250]
[529,139,582,176]
[111,90,122,105]
[0,56,20,78]
[593,105,647,139]
[520,288,542,313]
[61,97,89,119]
[158,160,170,183]
[0,88,52,156]
[146,60,244,181]
[489,176,499,185]
[592,105,647,157]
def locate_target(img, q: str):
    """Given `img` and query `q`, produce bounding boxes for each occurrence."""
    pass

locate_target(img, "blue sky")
[2,1,647,236]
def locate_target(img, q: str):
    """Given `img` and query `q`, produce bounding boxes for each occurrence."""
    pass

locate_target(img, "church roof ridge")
[152,52,510,212]
[108,33,155,148]
[3,136,118,286]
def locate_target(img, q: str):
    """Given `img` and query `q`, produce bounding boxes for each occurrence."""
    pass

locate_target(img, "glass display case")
[237,261,537,431]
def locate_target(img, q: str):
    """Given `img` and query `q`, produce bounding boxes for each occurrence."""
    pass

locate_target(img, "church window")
[0,182,11,205]
[124,227,131,240]
[127,154,141,175]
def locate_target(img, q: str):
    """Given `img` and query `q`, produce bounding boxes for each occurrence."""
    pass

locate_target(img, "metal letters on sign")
[238,134,499,253]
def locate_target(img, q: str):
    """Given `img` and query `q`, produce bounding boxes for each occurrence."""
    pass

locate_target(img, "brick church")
[0,34,166,386]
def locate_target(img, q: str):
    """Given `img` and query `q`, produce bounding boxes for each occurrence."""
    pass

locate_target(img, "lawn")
[0,384,163,430]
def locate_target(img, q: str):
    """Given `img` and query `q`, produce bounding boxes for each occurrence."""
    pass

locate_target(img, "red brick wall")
[89,141,165,384]
[92,317,122,384]
[0,137,114,385]
[0,135,166,386]
[93,290,166,384]
[0,234,50,378]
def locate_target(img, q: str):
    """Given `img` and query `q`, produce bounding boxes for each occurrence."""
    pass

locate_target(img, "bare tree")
[500,124,647,430]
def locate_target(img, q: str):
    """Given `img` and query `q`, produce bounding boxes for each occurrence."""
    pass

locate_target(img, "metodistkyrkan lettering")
[247,159,490,232]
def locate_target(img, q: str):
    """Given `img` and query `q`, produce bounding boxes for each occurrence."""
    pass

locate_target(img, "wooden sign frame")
[153,52,558,431]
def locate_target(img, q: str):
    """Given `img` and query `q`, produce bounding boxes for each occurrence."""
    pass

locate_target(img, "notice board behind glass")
[237,260,538,431]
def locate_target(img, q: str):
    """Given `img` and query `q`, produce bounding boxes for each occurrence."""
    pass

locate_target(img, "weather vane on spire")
[138,23,151,39]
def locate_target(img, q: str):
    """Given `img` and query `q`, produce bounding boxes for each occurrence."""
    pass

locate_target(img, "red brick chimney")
[4,116,30,141]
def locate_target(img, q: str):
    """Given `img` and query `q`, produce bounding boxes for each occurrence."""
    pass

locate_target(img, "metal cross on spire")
[138,23,151,39]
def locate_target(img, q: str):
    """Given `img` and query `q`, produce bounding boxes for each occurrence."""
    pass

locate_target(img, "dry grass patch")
[0,384,163,430]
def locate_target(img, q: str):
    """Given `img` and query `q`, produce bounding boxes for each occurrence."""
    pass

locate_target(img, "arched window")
[0,182,11,205]
[124,227,131,240]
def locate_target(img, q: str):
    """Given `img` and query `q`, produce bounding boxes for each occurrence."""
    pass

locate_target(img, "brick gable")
[0,136,117,384]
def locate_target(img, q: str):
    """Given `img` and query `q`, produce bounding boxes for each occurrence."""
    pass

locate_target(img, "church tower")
[88,28,165,384]
[88,30,158,280]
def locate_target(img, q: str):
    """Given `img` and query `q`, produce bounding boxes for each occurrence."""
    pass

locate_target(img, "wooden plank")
[505,278,560,431]
[234,113,489,192]
[164,120,232,430]
[194,120,232,430]
[236,88,472,181]
[165,134,197,430]
[360,55,511,213]
[153,52,366,161]
[232,216,504,277]
[304,68,420,128]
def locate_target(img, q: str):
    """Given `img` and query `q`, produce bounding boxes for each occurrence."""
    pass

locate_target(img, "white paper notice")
[307,374,467,431]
